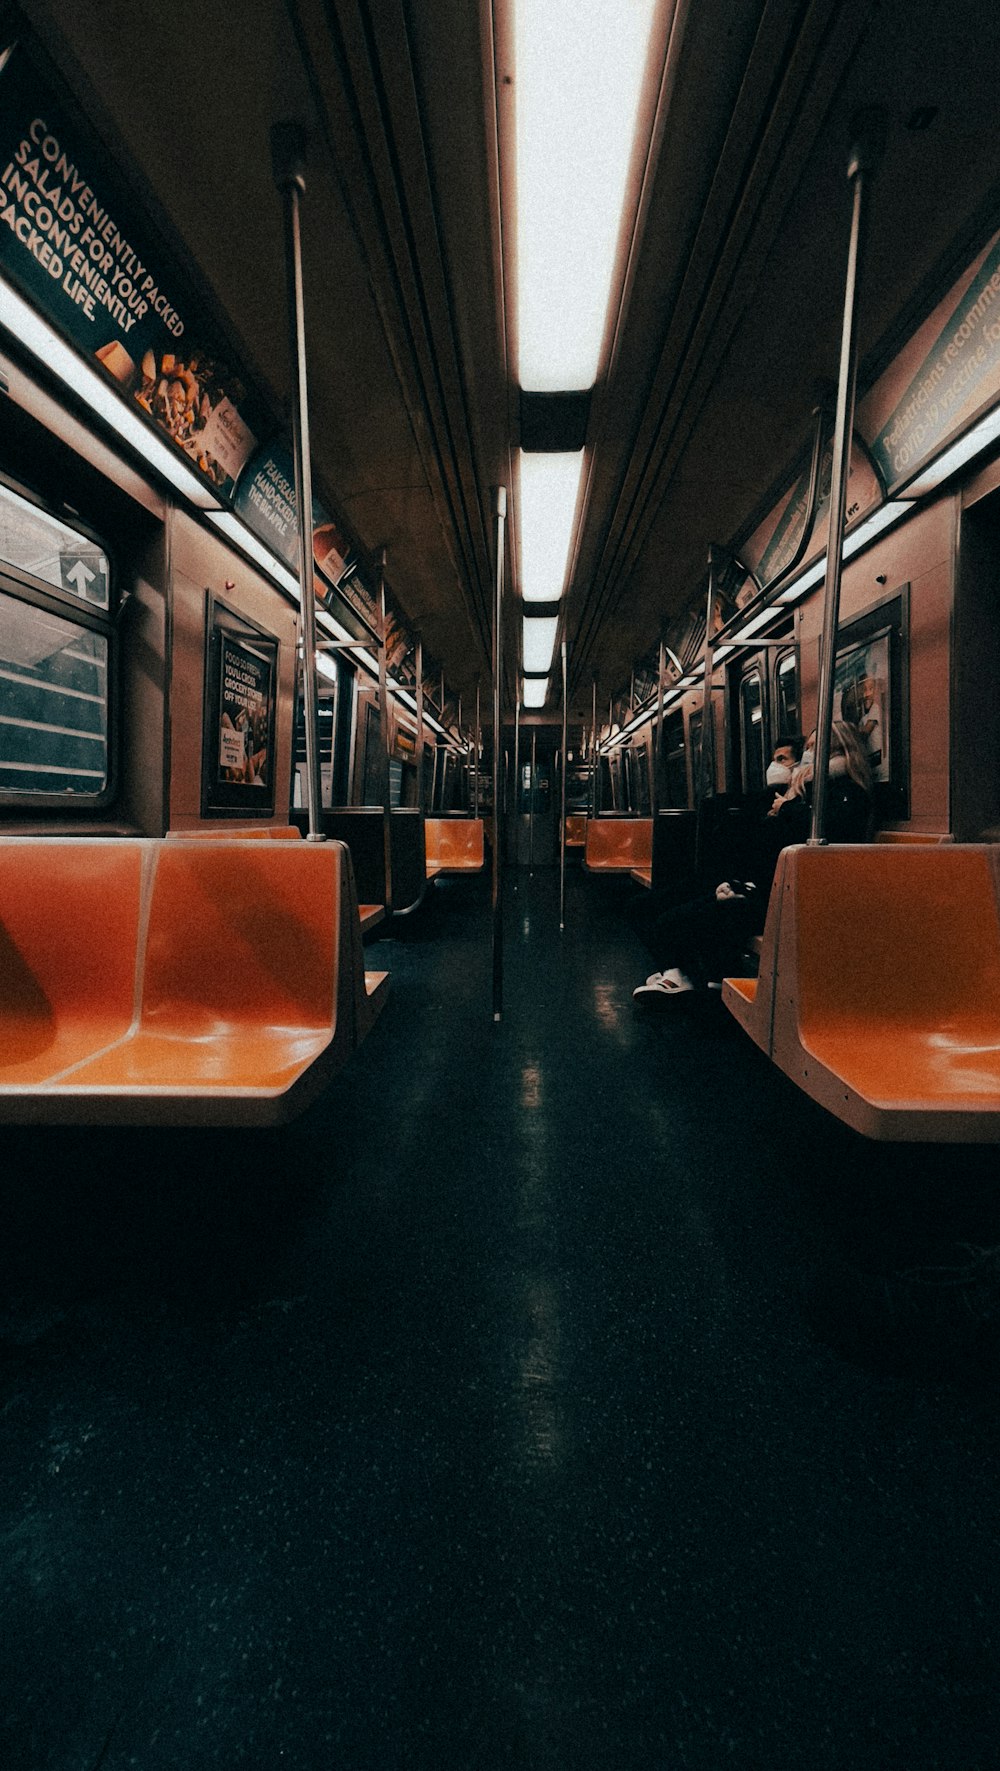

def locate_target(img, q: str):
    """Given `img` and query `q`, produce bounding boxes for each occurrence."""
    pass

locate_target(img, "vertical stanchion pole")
[492,487,507,1023]
[559,640,568,930]
[512,694,521,886]
[377,547,394,916]
[590,678,598,816]
[693,547,719,878]
[653,639,666,819]
[272,122,322,840]
[529,728,537,876]
[811,112,883,844]
[474,678,481,818]
[416,637,425,811]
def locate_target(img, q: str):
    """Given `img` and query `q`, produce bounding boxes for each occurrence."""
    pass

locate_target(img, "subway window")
[739,669,766,794]
[775,649,800,740]
[663,711,688,806]
[0,478,113,802]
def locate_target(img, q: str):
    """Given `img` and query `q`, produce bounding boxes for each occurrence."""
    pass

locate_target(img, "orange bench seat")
[0,836,386,1126]
[424,817,485,873]
[583,818,653,874]
[724,844,1000,1142]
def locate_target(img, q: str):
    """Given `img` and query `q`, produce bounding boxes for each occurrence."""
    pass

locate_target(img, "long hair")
[830,718,873,795]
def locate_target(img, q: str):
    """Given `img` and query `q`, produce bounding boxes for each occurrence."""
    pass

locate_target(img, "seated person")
[633,720,872,998]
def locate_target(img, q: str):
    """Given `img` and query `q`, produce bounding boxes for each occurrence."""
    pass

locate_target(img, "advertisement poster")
[868,230,1000,490]
[202,599,278,814]
[232,442,354,589]
[833,628,890,782]
[0,41,258,495]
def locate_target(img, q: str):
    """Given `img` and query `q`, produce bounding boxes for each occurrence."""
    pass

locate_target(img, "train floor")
[3,865,1000,1769]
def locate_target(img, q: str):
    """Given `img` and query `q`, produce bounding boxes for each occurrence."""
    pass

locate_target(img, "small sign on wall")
[201,595,279,815]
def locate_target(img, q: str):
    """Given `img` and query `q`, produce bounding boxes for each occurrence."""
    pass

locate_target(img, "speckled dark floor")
[3,866,1000,1769]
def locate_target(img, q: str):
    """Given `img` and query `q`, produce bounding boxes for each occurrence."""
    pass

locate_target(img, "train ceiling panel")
[13,0,1000,714]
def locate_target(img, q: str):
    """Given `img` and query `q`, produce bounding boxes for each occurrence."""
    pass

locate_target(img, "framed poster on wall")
[829,584,910,819]
[201,595,279,815]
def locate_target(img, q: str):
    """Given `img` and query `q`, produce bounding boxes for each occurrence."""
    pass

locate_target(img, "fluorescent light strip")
[514,0,658,390]
[522,677,548,709]
[0,274,223,510]
[522,613,559,673]
[208,510,302,598]
[902,407,1000,496]
[519,451,584,601]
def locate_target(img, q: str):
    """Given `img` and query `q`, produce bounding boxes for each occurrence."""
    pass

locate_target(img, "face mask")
[800,747,814,768]
[765,761,792,786]
[828,755,849,778]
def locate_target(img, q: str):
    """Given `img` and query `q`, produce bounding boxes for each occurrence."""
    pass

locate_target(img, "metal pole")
[559,639,568,930]
[811,113,883,845]
[529,728,537,876]
[474,678,481,817]
[377,547,394,915]
[654,639,666,818]
[694,546,719,877]
[272,122,323,840]
[513,694,520,884]
[416,637,425,811]
[492,487,507,1022]
[590,678,598,815]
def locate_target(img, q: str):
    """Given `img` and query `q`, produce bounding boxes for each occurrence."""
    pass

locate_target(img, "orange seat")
[166,825,302,839]
[359,904,385,933]
[0,838,149,1088]
[423,817,485,872]
[0,838,388,1126]
[565,815,587,847]
[874,830,951,844]
[65,841,354,1123]
[724,845,1000,1142]
[583,818,653,873]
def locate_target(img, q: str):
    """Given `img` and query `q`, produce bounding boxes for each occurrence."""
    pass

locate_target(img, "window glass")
[0,483,110,609]
[632,743,651,813]
[689,709,714,797]
[740,671,765,793]
[776,650,800,739]
[663,711,687,806]
[0,589,108,794]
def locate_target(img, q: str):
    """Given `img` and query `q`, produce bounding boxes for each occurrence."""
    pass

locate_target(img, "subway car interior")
[5,0,1000,1762]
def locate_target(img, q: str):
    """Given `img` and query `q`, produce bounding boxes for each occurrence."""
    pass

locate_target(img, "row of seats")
[724,844,1000,1142]
[0,836,388,1126]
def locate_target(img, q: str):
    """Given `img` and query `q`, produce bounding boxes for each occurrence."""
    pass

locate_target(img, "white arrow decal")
[65,560,96,594]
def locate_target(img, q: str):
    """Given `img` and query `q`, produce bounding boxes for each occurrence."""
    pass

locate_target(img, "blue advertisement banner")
[870,234,1000,488]
[233,441,355,590]
[0,40,258,495]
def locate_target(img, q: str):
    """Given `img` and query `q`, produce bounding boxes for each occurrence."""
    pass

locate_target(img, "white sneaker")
[632,967,695,1000]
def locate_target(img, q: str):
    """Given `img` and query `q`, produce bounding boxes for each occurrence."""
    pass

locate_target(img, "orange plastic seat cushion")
[794,847,1000,1108]
[424,818,485,871]
[0,839,146,1084]
[584,819,653,871]
[67,843,341,1096]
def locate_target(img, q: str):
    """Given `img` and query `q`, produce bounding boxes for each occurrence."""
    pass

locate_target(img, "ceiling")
[15,0,1000,721]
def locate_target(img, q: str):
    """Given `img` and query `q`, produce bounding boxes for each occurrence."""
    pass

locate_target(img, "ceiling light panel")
[522,676,549,708]
[522,614,559,674]
[519,450,584,601]
[514,0,658,390]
